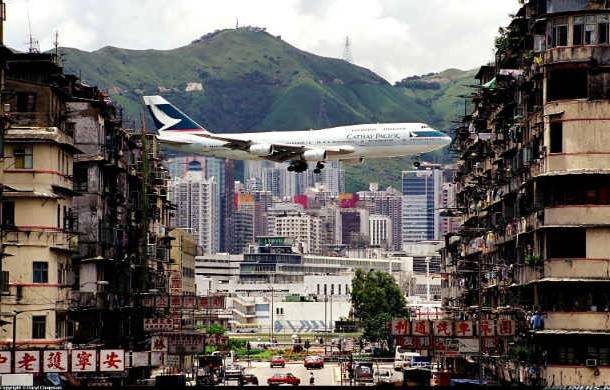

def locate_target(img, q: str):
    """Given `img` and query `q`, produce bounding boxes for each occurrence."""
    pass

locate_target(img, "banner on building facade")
[0,350,164,374]
[144,318,174,332]
[389,319,515,338]
[140,294,226,310]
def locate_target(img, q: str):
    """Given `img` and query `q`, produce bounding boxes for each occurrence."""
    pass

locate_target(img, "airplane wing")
[195,133,354,162]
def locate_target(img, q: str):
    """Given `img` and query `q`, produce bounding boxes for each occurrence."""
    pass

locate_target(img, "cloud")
[3,0,516,82]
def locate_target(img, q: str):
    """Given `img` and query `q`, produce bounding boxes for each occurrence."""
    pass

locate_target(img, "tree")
[350,269,407,351]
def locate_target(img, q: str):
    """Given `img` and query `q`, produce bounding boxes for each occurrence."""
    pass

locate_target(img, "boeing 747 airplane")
[143,95,451,173]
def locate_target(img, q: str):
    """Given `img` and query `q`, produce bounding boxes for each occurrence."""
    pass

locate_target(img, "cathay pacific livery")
[143,95,451,173]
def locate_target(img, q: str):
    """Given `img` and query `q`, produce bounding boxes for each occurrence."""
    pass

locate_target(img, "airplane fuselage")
[158,122,450,161]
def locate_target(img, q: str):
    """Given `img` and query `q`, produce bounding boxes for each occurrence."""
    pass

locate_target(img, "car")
[270,355,286,368]
[224,364,244,380]
[242,373,259,385]
[354,363,374,383]
[304,355,324,369]
[375,369,393,384]
[267,373,300,386]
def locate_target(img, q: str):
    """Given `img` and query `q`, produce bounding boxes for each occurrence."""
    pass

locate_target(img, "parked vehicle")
[224,364,244,381]
[270,355,286,368]
[354,361,374,383]
[304,355,324,369]
[242,373,259,385]
[375,369,393,384]
[394,347,422,371]
[267,373,300,386]
[233,323,260,333]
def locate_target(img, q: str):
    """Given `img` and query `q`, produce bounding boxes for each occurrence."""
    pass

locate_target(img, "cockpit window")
[412,130,445,137]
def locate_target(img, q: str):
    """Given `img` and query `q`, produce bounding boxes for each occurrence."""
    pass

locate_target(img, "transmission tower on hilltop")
[342,36,353,63]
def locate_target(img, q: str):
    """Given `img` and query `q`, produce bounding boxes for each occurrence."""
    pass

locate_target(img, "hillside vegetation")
[60,28,475,191]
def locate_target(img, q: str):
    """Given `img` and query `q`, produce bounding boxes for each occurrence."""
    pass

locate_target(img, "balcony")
[544,258,610,280]
[513,265,543,285]
[544,205,610,226]
[544,312,610,332]
[544,45,610,67]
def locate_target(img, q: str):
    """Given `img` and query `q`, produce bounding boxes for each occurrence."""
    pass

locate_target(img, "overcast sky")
[4,0,517,82]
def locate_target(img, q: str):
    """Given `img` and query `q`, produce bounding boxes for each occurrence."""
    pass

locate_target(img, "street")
[223,360,397,386]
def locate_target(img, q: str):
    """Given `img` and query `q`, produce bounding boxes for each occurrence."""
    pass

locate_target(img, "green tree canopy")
[351,269,408,350]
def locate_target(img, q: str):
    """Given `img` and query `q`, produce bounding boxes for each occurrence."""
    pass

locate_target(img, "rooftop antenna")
[25,0,39,53]
[236,17,239,29]
[342,36,353,63]
[53,30,61,65]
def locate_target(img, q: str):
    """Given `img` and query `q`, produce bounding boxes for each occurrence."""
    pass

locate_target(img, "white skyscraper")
[369,215,392,248]
[170,168,218,254]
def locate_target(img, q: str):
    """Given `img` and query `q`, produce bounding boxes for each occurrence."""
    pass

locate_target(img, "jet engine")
[302,149,327,161]
[249,144,273,156]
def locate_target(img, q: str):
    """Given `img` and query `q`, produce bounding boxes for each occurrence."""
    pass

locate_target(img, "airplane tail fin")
[143,95,209,133]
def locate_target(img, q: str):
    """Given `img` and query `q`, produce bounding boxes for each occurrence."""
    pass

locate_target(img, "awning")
[482,77,496,89]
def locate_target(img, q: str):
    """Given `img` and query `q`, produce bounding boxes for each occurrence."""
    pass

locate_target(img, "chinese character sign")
[132,352,149,367]
[151,336,168,352]
[150,352,164,366]
[478,320,496,337]
[72,350,96,372]
[15,351,40,373]
[433,320,453,336]
[0,351,11,373]
[455,321,474,337]
[44,350,68,372]
[497,319,515,336]
[391,319,410,336]
[411,320,430,336]
[100,350,124,372]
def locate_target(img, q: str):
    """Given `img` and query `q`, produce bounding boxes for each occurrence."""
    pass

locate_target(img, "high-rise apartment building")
[358,183,403,250]
[401,169,442,244]
[443,1,610,385]
[170,167,218,254]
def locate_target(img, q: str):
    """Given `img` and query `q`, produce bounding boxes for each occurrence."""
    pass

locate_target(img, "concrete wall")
[545,312,610,331]
[544,365,610,387]
[545,205,610,226]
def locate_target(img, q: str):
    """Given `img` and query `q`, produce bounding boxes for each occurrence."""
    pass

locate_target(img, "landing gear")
[288,161,308,173]
[313,162,324,174]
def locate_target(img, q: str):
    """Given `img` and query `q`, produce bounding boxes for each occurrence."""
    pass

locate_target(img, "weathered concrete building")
[0,53,78,347]
[444,0,610,386]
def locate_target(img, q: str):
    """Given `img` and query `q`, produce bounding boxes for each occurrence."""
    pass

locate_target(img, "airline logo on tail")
[143,95,207,133]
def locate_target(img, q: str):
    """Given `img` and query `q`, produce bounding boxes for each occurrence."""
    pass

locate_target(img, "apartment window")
[573,17,584,45]
[550,122,563,153]
[599,15,609,44]
[552,23,568,47]
[57,205,61,229]
[2,201,15,226]
[32,316,46,339]
[585,16,597,44]
[1,271,8,293]
[338,284,342,295]
[33,262,48,283]
[331,284,334,295]
[16,92,36,112]
[13,146,33,169]
[317,284,320,295]
[346,284,349,295]
[547,69,588,101]
[547,229,586,259]
[323,284,327,295]
[276,307,284,315]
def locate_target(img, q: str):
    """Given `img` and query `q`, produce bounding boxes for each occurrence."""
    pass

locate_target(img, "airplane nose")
[442,136,452,145]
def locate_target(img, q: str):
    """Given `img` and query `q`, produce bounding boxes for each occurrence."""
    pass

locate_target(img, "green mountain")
[60,28,474,191]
